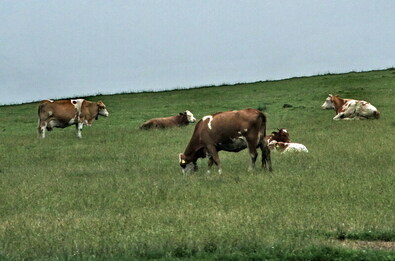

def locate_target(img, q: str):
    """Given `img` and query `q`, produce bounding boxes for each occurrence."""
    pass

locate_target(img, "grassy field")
[0,69,394,260]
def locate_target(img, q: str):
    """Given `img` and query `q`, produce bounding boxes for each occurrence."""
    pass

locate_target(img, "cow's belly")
[48,118,73,129]
[217,137,248,152]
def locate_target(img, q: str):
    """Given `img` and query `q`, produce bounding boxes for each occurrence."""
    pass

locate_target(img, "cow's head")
[321,94,335,110]
[178,153,196,174]
[97,101,109,118]
[271,128,290,143]
[180,110,196,123]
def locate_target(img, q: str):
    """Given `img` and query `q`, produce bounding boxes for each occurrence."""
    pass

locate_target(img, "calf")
[140,110,196,129]
[37,99,109,138]
[179,109,272,174]
[268,141,308,153]
[266,128,308,153]
[321,94,380,120]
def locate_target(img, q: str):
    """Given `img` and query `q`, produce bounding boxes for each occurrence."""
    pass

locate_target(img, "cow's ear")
[328,94,333,97]
[179,112,184,115]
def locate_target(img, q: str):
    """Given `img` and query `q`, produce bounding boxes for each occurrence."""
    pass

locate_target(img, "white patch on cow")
[244,128,248,132]
[99,108,109,117]
[284,143,308,153]
[77,122,83,138]
[48,120,58,129]
[48,111,53,116]
[71,99,84,115]
[282,129,288,133]
[202,115,213,130]
[185,110,196,123]
[321,95,335,109]
[356,101,379,118]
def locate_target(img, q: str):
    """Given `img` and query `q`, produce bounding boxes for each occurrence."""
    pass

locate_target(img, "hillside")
[0,69,394,260]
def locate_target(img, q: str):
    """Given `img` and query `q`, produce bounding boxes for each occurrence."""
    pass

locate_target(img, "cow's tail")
[37,102,47,137]
[257,111,267,143]
[258,111,272,171]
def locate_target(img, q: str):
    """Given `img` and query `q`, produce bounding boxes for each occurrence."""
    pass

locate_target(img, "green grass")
[0,69,394,260]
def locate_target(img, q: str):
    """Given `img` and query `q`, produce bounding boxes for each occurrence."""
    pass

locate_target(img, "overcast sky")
[1,1,394,105]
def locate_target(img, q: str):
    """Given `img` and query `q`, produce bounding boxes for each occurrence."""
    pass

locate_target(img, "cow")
[268,141,308,153]
[37,99,109,138]
[178,108,272,174]
[140,110,196,129]
[266,128,308,153]
[321,94,380,120]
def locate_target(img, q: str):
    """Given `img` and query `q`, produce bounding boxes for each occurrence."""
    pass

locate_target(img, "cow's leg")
[333,113,344,120]
[76,122,83,138]
[206,145,221,174]
[260,143,272,171]
[193,161,199,172]
[207,157,214,174]
[38,120,47,138]
[247,141,258,172]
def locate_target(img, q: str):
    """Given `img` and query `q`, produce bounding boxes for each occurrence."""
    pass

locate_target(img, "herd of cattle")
[37,94,380,174]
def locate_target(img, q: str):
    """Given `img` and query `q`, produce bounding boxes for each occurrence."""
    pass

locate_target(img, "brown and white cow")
[37,99,109,138]
[266,128,308,153]
[321,94,380,120]
[178,109,272,174]
[140,110,196,129]
[268,141,308,153]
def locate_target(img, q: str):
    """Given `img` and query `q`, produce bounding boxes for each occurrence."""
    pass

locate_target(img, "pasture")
[0,69,394,260]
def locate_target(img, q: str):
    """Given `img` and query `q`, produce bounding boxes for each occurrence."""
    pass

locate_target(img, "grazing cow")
[140,110,196,129]
[178,108,272,174]
[37,99,109,138]
[321,94,380,120]
[268,141,308,153]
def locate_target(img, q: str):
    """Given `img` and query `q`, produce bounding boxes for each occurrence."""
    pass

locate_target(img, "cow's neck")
[332,96,346,113]
[183,140,204,163]
[83,102,99,122]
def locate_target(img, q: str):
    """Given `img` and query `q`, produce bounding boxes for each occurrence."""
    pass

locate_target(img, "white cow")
[321,94,380,120]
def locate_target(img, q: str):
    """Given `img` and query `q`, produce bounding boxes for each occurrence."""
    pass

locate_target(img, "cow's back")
[140,115,182,129]
[199,109,266,143]
[38,100,76,123]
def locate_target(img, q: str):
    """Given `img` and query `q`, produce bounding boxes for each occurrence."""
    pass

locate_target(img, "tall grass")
[0,69,394,260]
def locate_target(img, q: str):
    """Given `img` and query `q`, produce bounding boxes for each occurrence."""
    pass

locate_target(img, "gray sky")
[1,0,394,105]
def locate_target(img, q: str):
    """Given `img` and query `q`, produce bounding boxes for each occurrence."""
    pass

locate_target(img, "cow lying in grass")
[268,141,308,153]
[140,110,196,129]
[321,94,380,120]
[266,128,308,153]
